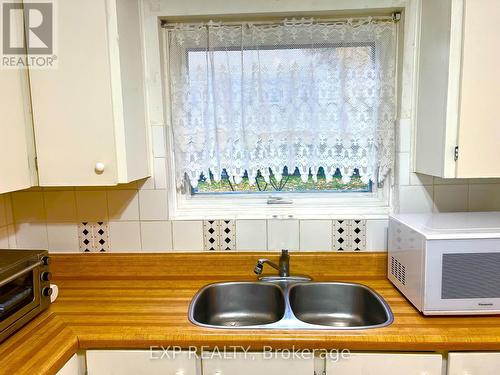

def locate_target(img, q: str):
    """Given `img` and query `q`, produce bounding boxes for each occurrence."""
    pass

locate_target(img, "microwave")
[0,249,51,343]
[388,212,500,315]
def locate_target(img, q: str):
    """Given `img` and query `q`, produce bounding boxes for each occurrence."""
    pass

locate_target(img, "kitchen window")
[163,17,398,219]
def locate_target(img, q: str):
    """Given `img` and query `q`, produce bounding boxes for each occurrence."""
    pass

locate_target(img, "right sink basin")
[289,282,393,329]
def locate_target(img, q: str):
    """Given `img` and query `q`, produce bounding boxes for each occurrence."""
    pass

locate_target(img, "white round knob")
[175,371,184,375]
[94,162,105,174]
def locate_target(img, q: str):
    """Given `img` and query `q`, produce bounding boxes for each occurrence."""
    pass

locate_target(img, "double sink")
[189,279,393,330]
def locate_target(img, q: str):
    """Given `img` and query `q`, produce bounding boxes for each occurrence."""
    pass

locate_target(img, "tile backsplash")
[0,187,384,252]
[1,117,500,253]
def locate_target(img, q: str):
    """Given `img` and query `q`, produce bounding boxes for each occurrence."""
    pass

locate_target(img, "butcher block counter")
[1,252,500,375]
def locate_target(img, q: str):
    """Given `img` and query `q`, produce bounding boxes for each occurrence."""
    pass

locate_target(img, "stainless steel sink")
[190,282,285,327]
[189,280,393,330]
[289,282,392,328]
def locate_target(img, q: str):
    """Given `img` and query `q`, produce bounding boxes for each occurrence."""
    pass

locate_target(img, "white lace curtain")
[166,18,397,188]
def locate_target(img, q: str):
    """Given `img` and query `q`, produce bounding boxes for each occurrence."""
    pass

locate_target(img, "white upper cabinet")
[29,0,150,186]
[415,0,500,178]
[0,6,36,194]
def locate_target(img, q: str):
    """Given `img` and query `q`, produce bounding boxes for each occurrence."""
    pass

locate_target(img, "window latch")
[267,196,293,205]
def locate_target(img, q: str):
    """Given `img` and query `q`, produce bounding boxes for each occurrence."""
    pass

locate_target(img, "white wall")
[0,0,499,253]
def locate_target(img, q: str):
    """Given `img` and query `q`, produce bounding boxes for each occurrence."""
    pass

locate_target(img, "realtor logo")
[1,0,57,68]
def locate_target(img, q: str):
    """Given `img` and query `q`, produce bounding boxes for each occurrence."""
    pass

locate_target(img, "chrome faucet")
[254,249,290,277]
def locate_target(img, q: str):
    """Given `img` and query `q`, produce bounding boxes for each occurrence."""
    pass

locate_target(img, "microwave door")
[424,239,500,314]
[0,263,41,332]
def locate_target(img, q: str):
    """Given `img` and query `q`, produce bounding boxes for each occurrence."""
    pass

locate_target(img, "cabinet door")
[56,353,86,375]
[202,352,315,375]
[29,0,118,186]
[448,353,500,375]
[456,0,500,178]
[86,350,200,375]
[0,7,35,194]
[326,353,442,375]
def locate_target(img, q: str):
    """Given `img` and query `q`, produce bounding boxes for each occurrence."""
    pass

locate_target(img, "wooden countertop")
[1,252,500,375]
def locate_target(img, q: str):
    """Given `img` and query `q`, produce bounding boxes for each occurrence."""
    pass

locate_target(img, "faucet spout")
[254,250,290,277]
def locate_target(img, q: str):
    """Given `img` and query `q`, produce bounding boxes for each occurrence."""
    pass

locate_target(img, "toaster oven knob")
[41,272,52,282]
[41,256,50,265]
[42,287,53,297]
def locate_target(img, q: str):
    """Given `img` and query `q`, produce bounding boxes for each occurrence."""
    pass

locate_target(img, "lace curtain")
[166,18,397,188]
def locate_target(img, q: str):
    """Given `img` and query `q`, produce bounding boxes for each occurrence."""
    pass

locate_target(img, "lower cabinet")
[202,352,315,375]
[326,353,443,375]
[60,349,500,375]
[56,353,86,375]
[86,350,200,375]
[448,353,500,375]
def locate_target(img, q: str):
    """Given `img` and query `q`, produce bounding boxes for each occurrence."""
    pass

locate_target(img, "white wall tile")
[397,118,411,153]
[409,172,434,186]
[267,219,299,251]
[0,226,9,248]
[75,191,108,221]
[433,184,468,212]
[14,223,48,248]
[172,221,203,251]
[153,158,167,189]
[366,219,388,251]
[434,177,469,185]
[399,185,434,213]
[4,194,13,225]
[397,152,410,186]
[138,176,156,190]
[46,223,79,252]
[108,221,142,252]
[140,221,172,251]
[299,220,332,251]
[0,195,6,227]
[139,189,168,220]
[235,220,267,251]
[7,225,16,248]
[469,184,500,211]
[107,190,140,221]
[151,125,166,157]
[44,191,77,222]
[12,192,46,222]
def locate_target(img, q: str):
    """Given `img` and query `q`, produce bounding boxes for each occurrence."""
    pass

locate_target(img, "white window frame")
[161,22,397,221]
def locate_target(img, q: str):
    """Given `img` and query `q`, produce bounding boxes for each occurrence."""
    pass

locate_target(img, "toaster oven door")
[425,238,500,314]
[0,262,41,333]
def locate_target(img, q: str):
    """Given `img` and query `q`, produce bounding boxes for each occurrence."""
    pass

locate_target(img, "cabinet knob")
[94,162,105,174]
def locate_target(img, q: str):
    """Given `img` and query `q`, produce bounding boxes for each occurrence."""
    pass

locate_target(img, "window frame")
[162,25,395,220]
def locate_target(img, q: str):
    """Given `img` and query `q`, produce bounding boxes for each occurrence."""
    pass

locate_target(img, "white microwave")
[388,212,500,315]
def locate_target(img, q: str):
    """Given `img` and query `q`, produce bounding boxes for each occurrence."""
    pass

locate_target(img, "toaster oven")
[388,212,500,315]
[0,249,51,343]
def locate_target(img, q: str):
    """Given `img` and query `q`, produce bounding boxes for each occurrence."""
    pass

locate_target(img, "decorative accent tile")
[78,222,109,252]
[351,220,367,251]
[78,222,93,252]
[333,220,351,251]
[332,219,367,251]
[203,220,219,251]
[219,220,236,251]
[203,220,236,251]
[93,222,109,252]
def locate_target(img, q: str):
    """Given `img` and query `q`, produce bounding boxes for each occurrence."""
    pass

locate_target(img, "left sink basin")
[189,282,285,328]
